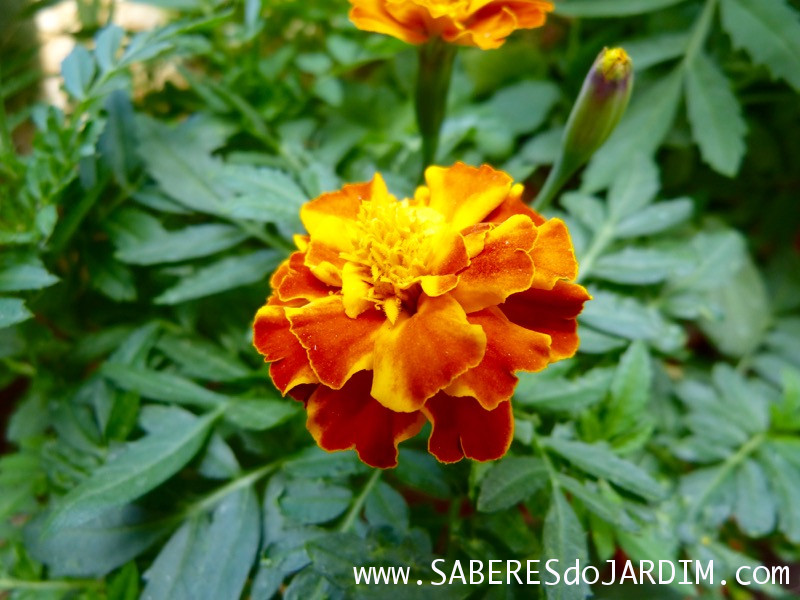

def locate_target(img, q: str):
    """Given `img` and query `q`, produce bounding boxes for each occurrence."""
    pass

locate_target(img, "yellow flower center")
[343,196,444,301]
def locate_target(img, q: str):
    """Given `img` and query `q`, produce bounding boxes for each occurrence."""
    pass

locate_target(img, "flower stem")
[415,40,456,176]
[338,469,381,532]
[532,158,573,213]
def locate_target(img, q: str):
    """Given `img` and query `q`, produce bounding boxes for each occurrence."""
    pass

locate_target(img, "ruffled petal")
[419,163,512,230]
[275,251,332,302]
[286,296,384,389]
[300,174,392,252]
[484,184,546,226]
[371,294,487,413]
[349,1,430,44]
[424,394,513,463]
[450,214,537,313]
[341,262,374,318]
[253,305,318,394]
[531,218,579,289]
[501,280,591,360]
[446,307,551,409]
[304,240,346,287]
[307,372,426,469]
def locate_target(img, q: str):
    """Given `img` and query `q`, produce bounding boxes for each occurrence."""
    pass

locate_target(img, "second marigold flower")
[349,0,555,50]
[253,163,590,468]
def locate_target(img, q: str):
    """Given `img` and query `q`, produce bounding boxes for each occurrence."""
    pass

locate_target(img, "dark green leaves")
[556,0,689,17]
[720,0,800,91]
[545,438,664,501]
[142,488,260,600]
[46,406,221,530]
[685,53,747,176]
[477,457,547,512]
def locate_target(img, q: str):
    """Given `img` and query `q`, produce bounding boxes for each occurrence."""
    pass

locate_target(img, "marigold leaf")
[733,459,776,537]
[555,0,689,17]
[477,457,547,513]
[543,489,590,600]
[720,0,800,91]
[45,406,219,531]
[685,52,747,176]
[545,438,664,501]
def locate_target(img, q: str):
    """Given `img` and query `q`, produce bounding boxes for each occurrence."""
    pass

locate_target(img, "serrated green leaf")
[280,480,352,525]
[0,258,59,292]
[515,368,614,413]
[545,438,664,500]
[685,53,747,176]
[555,0,689,17]
[154,250,281,304]
[25,505,167,578]
[592,247,689,285]
[579,290,685,352]
[615,198,693,238]
[758,445,800,543]
[61,44,95,99]
[46,406,220,530]
[477,457,547,513]
[734,459,775,537]
[608,156,660,219]
[720,0,800,91]
[224,398,300,431]
[0,297,33,328]
[101,363,226,408]
[606,341,652,444]
[142,487,260,600]
[365,481,409,532]
[115,223,247,265]
[622,32,691,71]
[543,489,589,600]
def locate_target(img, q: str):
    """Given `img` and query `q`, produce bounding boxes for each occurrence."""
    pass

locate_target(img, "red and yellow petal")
[286,296,384,389]
[531,218,579,289]
[304,240,346,287]
[371,294,487,413]
[450,214,537,313]
[501,280,591,360]
[300,174,393,252]
[484,184,546,226]
[253,305,318,394]
[306,372,426,469]
[275,251,332,302]
[418,163,513,230]
[349,1,430,45]
[446,307,551,410]
[424,394,514,463]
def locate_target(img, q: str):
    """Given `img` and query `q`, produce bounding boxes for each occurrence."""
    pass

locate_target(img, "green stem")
[532,158,574,213]
[576,222,615,284]
[183,460,281,518]
[338,469,381,532]
[687,433,765,524]
[0,578,102,591]
[683,0,718,65]
[415,40,456,176]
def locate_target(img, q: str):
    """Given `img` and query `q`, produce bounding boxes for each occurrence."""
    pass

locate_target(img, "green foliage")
[1,0,799,598]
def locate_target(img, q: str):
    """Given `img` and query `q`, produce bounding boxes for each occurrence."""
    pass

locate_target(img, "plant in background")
[253,163,589,468]
[349,0,554,169]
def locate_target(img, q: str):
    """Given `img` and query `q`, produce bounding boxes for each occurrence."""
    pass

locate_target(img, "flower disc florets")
[253,163,590,468]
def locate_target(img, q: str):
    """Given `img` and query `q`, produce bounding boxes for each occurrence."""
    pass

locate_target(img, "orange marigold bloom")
[253,163,590,468]
[348,0,554,50]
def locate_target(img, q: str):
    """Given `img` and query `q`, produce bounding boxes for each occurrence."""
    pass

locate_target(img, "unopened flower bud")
[562,47,633,165]
[533,47,633,211]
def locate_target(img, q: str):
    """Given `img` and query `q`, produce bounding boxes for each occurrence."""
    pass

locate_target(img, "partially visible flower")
[253,163,590,468]
[348,0,554,50]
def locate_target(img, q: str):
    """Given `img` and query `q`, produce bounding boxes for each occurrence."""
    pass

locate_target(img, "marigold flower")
[253,163,589,468]
[348,0,555,50]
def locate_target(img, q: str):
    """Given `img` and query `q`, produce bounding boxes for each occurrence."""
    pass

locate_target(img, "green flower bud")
[562,47,634,167]
[533,47,633,211]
